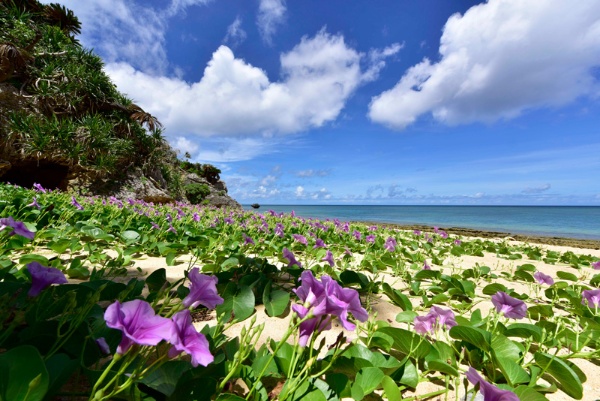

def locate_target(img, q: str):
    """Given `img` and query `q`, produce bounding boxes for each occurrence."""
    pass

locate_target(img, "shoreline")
[356,221,600,250]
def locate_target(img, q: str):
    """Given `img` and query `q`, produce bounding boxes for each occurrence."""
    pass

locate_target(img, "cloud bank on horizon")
[41,0,600,205]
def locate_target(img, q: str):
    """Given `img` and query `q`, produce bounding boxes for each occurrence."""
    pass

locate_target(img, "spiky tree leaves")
[128,103,163,132]
[1,0,177,184]
[43,3,81,37]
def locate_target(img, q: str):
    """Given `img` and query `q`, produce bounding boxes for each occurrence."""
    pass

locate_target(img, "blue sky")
[48,0,600,205]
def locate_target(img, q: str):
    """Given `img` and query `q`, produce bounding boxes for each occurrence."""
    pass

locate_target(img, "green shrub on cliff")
[0,0,178,188]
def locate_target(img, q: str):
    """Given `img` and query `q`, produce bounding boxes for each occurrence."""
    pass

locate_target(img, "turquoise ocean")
[242,205,600,240]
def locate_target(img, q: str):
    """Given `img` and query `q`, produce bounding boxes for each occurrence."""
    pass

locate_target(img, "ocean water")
[242,205,600,240]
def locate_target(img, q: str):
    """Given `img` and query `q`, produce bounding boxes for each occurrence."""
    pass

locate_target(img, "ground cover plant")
[1,182,600,400]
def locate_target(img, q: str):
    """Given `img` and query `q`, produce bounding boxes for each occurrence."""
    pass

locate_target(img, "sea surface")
[242,205,600,240]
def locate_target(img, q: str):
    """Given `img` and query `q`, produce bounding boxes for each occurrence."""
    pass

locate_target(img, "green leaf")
[19,254,50,266]
[121,230,140,242]
[382,283,412,311]
[339,270,369,289]
[380,376,401,400]
[494,356,530,385]
[44,354,78,400]
[48,239,71,254]
[395,310,418,323]
[146,268,167,293]
[221,257,240,269]
[325,373,350,398]
[528,305,554,319]
[426,360,459,376]
[0,345,49,401]
[513,386,549,401]
[514,270,534,283]
[505,323,543,342]
[424,293,450,307]
[413,270,441,281]
[534,352,583,399]
[352,367,384,399]
[287,378,329,401]
[556,271,578,281]
[165,251,177,266]
[139,361,192,397]
[482,283,507,296]
[377,327,432,359]
[262,284,290,317]
[216,284,255,323]
[396,358,419,388]
[517,263,537,272]
[449,325,491,351]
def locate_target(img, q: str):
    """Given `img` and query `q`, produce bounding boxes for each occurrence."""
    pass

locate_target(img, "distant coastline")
[242,204,600,246]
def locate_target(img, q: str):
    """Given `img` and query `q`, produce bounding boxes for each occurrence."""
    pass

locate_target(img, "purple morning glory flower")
[423,261,431,270]
[150,222,160,230]
[292,304,333,347]
[533,271,554,286]
[384,237,397,252]
[292,270,368,346]
[292,234,308,245]
[454,239,462,246]
[182,268,224,309]
[243,233,255,245]
[414,314,437,335]
[466,367,519,401]
[368,225,378,231]
[433,226,439,233]
[592,260,600,270]
[27,262,68,297]
[167,224,177,234]
[582,289,600,308]
[413,229,421,236]
[365,234,375,243]
[33,182,46,193]
[352,230,361,240]
[283,248,302,267]
[439,231,448,239]
[104,300,175,354]
[321,250,335,267]
[193,213,200,222]
[71,196,84,210]
[341,222,350,233]
[428,306,457,329]
[27,197,41,209]
[169,310,213,367]
[275,223,285,237]
[0,216,35,240]
[313,238,326,248]
[491,291,527,319]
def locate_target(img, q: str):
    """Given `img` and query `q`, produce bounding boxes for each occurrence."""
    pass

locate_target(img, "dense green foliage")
[181,160,222,184]
[185,182,211,204]
[1,183,600,400]
[0,0,176,181]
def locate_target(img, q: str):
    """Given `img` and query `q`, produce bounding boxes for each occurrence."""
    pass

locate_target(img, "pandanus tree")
[0,0,175,187]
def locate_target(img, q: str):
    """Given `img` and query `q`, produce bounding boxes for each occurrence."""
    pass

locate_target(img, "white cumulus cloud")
[369,0,600,129]
[105,30,387,138]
